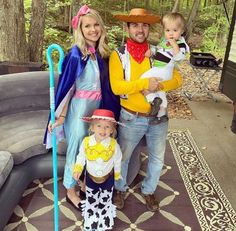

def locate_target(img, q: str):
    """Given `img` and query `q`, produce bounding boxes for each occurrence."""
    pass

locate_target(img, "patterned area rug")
[5,130,236,231]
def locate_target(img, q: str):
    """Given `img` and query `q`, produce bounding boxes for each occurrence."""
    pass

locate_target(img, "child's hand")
[48,117,65,133]
[168,38,178,46]
[73,172,81,181]
[145,49,152,57]
[167,39,180,55]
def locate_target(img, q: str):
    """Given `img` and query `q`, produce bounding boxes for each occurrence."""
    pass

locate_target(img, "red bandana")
[127,38,149,64]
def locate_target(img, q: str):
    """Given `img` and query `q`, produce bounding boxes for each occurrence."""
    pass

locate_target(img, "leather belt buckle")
[137,112,152,117]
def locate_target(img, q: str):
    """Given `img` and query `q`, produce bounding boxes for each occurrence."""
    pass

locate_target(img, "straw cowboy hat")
[82,109,122,125]
[113,8,161,24]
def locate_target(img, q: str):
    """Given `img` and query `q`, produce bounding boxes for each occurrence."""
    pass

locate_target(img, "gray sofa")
[0,71,66,230]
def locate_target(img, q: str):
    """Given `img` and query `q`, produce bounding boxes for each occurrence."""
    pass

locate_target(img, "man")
[109,8,183,212]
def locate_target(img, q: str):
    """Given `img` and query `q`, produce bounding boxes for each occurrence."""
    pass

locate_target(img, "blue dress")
[43,46,121,189]
[63,57,101,189]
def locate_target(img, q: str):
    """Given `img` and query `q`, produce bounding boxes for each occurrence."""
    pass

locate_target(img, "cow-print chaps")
[81,174,116,231]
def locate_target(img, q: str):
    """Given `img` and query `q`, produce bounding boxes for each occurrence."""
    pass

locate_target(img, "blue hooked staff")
[46,44,64,231]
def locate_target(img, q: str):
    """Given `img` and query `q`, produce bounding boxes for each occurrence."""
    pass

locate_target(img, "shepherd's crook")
[46,44,64,231]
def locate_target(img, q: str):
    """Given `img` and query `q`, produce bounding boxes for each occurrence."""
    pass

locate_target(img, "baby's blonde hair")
[73,9,110,58]
[88,120,117,138]
[162,12,186,31]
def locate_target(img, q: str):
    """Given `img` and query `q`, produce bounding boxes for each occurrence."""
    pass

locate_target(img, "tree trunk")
[185,0,201,41]
[186,0,190,9]
[72,0,81,16]
[28,0,46,62]
[122,0,127,45]
[63,6,70,26]
[0,0,28,62]
[172,0,180,12]
[70,0,81,33]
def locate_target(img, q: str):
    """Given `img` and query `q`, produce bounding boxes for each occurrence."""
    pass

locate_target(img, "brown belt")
[123,107,154,117]
[87,171,113,184]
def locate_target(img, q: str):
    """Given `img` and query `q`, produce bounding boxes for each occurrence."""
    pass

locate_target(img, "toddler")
[73,109,122,231]
[141,12,190,119]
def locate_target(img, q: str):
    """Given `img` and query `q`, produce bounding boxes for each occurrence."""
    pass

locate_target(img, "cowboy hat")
[113,8,161,24]
[82,109,121,125]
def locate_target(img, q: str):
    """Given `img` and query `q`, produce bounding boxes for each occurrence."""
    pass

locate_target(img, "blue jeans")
[115,108,168,194]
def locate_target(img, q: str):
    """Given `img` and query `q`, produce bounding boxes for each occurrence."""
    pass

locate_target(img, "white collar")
[89,134,111,147]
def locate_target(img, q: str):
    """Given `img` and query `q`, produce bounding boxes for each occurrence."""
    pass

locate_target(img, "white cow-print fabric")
[82,185,116,231]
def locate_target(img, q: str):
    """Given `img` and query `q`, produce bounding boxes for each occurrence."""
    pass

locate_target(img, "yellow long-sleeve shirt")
[109,49,183,113]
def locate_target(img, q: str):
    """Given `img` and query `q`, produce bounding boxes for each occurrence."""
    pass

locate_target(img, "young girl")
[141,12,190,121]
[44,5,116,210]
[73,109,122,231]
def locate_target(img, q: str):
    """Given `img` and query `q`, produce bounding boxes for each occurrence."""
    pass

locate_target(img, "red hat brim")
[81,115,124,126]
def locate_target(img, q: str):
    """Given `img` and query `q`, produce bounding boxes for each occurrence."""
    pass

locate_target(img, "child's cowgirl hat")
[82,109,122,125]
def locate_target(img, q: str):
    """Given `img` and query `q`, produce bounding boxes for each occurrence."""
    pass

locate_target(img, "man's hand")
[157,82,164,91]
[148,77,164,92]
[148,77,159,92]
[145,49,152,57]
[147,77,164,92]
[142,89,151,96]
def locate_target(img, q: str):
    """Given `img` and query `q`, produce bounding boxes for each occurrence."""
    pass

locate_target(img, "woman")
[44,5,117,210]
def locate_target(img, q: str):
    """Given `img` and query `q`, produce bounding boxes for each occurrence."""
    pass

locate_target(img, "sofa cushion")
[0,110,50,164]
[0,71,56,117]
[0,109,67,165]
[0,151,13,188]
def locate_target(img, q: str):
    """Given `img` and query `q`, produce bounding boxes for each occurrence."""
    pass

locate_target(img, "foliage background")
[23,0,234,66]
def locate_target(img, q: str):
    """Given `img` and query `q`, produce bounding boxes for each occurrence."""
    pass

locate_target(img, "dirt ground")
[167,61,232,119]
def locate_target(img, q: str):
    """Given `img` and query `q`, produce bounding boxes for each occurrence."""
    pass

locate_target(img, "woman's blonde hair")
[73,9,110,58]
[88,120,117,138]
[162,12,186,31]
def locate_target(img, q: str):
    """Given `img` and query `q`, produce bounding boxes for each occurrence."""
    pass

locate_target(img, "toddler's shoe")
[150,97,162,116]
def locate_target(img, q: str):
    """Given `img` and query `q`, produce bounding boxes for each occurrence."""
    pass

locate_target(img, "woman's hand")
[48,116,65,133]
